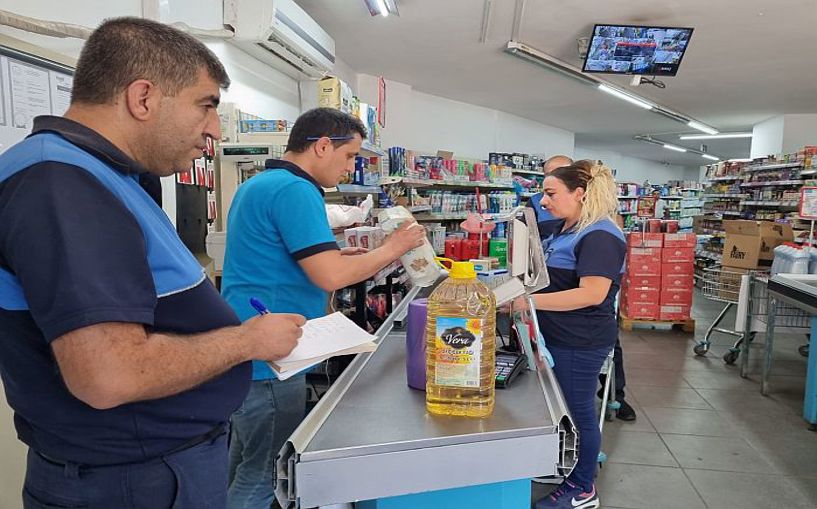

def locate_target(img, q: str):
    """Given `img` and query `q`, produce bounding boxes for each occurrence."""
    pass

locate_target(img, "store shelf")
[617,195,639,199]
[681,200,704,207]
[661,196,683,200]
[702,194,748,199]
[703,210,742,217]
[682,188,704,191]
[744,162,802,173]
[407,205,432,213]
[698,228,726,237]
[695,250,722,262]
[740,200,799,207]
[512,169,543,176]
[618,211,637,216]
[401,177,514,190]
[330,184,382,196]
[740,180,803,188]
[799,168,817,176]
[360,142,386,157]
[707,175,741,182]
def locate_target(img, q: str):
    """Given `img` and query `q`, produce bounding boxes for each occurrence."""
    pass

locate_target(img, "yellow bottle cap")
[449,261,476,279]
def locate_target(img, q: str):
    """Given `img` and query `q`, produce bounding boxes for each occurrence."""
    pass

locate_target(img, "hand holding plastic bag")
[325,195,373,228]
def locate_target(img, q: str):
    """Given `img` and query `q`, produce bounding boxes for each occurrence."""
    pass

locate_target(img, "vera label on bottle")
[434,317,483,388]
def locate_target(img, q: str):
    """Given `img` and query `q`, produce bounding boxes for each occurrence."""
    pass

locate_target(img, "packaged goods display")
[622,232,694,321]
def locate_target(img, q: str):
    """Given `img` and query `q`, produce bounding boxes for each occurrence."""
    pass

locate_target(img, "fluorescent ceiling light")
[728,158,753,162]
[701,154,720,161]
[598,84,653,110]
[364,0,399,17]
[687,120,719,135]
[663,144,687,153]
[680,132,753,140]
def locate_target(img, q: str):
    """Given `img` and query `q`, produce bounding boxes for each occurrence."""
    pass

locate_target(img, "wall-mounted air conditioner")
[224,0,335,80]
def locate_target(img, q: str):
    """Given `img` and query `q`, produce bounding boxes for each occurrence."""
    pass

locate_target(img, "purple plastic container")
[405,298,428,391]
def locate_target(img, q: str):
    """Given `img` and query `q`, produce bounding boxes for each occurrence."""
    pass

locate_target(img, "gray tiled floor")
[531,290,816,508]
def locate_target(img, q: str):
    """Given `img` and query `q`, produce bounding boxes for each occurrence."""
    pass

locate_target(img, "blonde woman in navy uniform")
[515,160,625,509]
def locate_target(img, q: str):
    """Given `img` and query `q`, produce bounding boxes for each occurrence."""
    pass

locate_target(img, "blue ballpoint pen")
[249,297,270,315]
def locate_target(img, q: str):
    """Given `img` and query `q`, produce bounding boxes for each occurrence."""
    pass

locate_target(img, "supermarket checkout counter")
[274,285,577,508]
[764,274,817,430]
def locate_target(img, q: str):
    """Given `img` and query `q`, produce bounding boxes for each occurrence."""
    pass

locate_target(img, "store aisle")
[532,290,817,508]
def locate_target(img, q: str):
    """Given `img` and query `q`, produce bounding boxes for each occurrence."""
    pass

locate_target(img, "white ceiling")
[295,0,817,166]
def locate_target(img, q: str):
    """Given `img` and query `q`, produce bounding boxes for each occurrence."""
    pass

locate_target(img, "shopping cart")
[694,267,812,367]
[693,266,749,364]
[737,273,811,378]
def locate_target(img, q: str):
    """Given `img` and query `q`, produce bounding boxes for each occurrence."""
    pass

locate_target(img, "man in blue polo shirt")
[221,107,425,508]
[0,18,303,509]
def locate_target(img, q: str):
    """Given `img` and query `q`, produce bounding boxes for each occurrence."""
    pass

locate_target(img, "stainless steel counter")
[275,287,576,508]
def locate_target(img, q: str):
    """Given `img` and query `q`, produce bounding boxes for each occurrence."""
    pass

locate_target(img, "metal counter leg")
[761,298,778,396]
[740,278,754,379]
[805,316,817,430]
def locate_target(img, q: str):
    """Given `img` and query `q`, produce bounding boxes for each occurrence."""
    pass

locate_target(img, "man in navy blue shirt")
[0,18,303,509]
[527,155,574,238]
[222,108,425,508]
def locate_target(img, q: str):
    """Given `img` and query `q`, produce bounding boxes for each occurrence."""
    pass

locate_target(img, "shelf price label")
[799,187,817,220]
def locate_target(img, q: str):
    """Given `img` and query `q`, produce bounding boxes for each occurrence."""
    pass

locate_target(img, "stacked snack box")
[621,233,663,320]
[659,233,696,320]
[621,232,696,321]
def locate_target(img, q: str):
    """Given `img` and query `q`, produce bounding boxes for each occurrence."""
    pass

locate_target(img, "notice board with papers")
[0,34,75,155]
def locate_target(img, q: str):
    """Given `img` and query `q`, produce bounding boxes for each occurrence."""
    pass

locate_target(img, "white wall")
[574,145,697,184]
[782,114,817,154]
[356,73,574,159]
[751,116,786,159]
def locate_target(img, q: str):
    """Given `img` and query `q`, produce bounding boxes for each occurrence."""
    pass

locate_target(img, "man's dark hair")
[286,108,368,153]
[71,17,230,105]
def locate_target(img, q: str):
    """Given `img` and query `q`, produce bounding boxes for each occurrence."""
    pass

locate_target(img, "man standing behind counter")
[221,107,425,509]
[0,18,303,509]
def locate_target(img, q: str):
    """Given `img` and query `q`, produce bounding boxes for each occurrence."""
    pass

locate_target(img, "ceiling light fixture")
[679,132,753,140]
[634,134,724,160]
[598,84,653,110]
[363,0,399,17]
[504,41,719,134]
[728,158,753,162]
[687,120,719,135]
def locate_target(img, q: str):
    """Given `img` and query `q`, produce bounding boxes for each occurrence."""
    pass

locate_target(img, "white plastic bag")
[325,195,373,228]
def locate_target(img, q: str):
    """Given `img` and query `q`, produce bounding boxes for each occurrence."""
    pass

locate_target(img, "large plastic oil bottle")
[425,260,496,417]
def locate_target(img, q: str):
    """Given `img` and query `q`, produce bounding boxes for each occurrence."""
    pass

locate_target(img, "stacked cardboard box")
[717,220,793,301]
[621,232,696,321]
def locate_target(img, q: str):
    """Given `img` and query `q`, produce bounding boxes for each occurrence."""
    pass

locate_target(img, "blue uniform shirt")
[537,218,626,350]
[221,160,339,380]
[0,117,249,465]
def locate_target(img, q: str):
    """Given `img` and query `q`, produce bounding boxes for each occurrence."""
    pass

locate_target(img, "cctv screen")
[582,25,693,76]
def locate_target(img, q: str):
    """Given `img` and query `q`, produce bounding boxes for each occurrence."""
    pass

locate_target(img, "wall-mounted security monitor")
[582,24,694,76]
